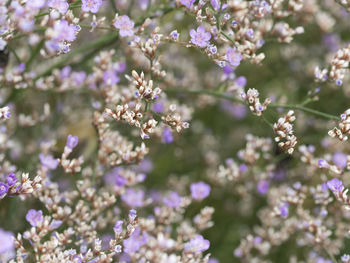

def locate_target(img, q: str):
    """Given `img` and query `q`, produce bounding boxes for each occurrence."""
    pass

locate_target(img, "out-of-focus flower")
[226,48,242,67]
[0,182,9,196]
[121,189,144,207]
[180,0,195,8]
[48,0,69,14]
[257,180,269,195]
[6,173,17,186]
[211,0,221,11]
[162,128,173,144]
[279,202,289,218]
[66,134,79,149]
[103,69,120,85]
[327,178,344,194]
[26,209,44,227]
[190,182,211,200]
[123,228,148,254]
[114,220,123,234]
[113,15,134,37]
[184,235,210,253]
[39,154,59,170]
[0,229,14,254]
[82,0,102,13]
[333,152,347,169]
[163,191,181,208]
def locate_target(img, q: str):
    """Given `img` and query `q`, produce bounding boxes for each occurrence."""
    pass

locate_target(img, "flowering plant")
[1,0,350,262]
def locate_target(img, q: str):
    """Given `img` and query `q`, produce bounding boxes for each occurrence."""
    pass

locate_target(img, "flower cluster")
[273,110,297,154]
[241,88,271,116]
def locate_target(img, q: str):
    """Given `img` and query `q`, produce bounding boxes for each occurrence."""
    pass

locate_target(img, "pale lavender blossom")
[6,173,17,186]
[0,229,14,254]
[121,189,144,207]
[235,76,247,87]
[53,20,78,42]
[103,70,120,85]
[66,134,79,149]
[190,26,211,48]
[190,182,211,200]
[332,152,347,169]
[39,154,58,170]
[26,209,44,227]
[48,0,69,14]
[115,175,127,187]
[327,178,344,194]
[152,102,164,113]
[49,220,63,230]
[123,228,148,254]
[138,0,149,10]
[162,128,173,144]
[226,48,242,67]
[184,235,210,253]
[180,0,195,8]
[82,0,102,13]
[113,220,123,234]
[279,202,289,218]
[257,180,269,195]
[211,0,221,11]
[0,182,8,196]
[26,0,46,9]
[163,191,182,208]
[113,15,135,37]
[129,209,137,221]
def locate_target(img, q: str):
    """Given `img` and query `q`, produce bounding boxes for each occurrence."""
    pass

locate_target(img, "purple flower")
[333,152,347,169]
[153,102,164,113]
[26,209,44,227]
[129,209,137,221]
[279,202,289,218]
[0,229,14,254]
[113,15,135,37]
[115,175,127,187]
[26,0,46,9]
[72,72,87,86]
[211,0,221,11]
[48,0,69,14]
[123,228,148,254]
[184,235,210,253]
[39,154,58,170]
[82,0,102,13]
[235,76,247,87]
[0,183,8,196]
[318,159,330,169]
[257,180,269,195]
[49,220,63,230]
[162,128,173,144]
[327,178,344,194]
[190,182,211,200]
[180,0,195,8]
[53,20,78,42]
[121,189,144,207]
[163,191,182,208]
[114,220,124,234]
[103,70,120,85]
[138,0,149,10]
[66,134,79,149]
[190,26,211,48]
[6,173,17,186]
[226,48,242,67]
[116,62,127,73]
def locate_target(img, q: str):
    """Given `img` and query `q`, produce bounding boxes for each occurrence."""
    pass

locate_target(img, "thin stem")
[165,88,340,121]
[7,45,21,63]
[26,39,44,69]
